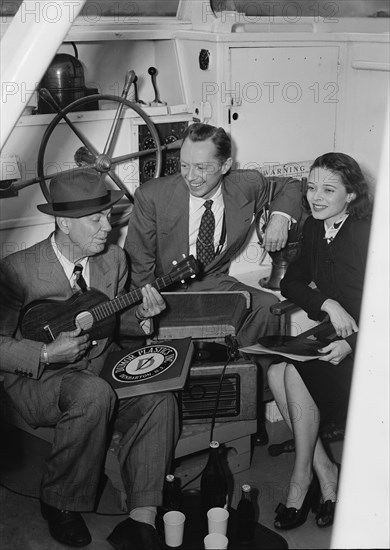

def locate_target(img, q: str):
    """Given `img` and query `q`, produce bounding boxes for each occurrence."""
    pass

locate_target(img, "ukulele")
[20,256,199,344]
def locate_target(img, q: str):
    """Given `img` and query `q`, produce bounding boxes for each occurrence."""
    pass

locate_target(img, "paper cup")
[207,507,229,535]
[163,510,185,547]
[204,532,229,549]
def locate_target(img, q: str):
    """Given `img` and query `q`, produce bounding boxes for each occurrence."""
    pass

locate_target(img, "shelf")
[68,17,192,41]
[16,105,193,128]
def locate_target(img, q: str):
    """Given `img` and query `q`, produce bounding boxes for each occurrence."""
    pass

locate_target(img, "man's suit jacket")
[125,169,303,289]
[0,236,143,386]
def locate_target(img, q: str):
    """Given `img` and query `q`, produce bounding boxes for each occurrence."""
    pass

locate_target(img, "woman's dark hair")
[309,152,374,219]
[182,123,231,164]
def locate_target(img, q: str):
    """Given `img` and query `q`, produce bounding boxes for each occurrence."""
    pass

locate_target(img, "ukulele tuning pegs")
[172,260,178,266]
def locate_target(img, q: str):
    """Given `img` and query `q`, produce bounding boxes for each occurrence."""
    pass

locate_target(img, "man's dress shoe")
[40,500,92,547]
[107,517,161,550]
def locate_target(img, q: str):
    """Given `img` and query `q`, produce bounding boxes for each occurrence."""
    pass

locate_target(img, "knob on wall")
[199,49,210,70]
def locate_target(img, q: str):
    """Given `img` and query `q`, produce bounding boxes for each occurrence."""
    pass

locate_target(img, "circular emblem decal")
[112,345,177,383]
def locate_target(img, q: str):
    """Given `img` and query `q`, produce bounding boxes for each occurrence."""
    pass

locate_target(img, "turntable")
[151,292,258,425]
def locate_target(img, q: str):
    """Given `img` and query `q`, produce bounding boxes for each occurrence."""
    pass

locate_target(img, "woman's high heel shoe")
[315,499,336,528]
[315,462,340,528]
[274,475,320,530]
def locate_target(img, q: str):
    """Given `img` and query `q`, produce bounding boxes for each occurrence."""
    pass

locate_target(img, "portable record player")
[151,291,258,424]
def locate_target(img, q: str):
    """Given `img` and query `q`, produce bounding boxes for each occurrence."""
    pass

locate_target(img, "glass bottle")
[236,484,256,544]
[200,441,228,520]
[163,474,182,512]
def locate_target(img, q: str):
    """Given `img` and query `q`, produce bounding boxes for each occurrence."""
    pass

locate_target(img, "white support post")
[0,0,87,151]
[331,103,390,549]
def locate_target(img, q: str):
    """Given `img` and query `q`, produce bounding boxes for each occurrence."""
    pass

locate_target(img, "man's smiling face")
[180,137,232,200]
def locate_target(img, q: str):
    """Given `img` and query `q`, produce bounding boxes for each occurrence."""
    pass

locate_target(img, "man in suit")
[0,169,178,550]
[125,123,303,445]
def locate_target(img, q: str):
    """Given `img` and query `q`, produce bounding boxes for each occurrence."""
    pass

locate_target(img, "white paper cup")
[163,510,186,547]
[207,507,229,536]
[204,532,229,549]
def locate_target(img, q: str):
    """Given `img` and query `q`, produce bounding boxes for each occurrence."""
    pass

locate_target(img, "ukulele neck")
[90,274,173,320]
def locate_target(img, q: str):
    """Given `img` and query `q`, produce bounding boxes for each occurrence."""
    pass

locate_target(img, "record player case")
[151,291,258,424]
[3,292,260,505]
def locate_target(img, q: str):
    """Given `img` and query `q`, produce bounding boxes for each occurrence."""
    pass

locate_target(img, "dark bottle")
[200,441,228,519]
[236,484,256,544]
[163,474,182,512]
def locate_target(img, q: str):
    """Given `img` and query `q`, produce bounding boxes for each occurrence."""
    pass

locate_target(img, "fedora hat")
[37,168,124,218]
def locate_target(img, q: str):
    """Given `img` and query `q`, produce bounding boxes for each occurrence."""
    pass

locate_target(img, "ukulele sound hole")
[75,311,94,331]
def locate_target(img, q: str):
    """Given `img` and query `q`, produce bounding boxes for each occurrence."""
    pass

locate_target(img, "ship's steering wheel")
[36,71,163,223]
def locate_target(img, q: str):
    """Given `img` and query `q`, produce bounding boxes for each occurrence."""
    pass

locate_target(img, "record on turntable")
[258,335,327,357]
[192,341,229,363]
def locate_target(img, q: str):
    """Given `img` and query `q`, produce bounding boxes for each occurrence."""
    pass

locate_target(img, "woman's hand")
[318,339,353,365]
[135,284,166,320]
[321,298,358,338]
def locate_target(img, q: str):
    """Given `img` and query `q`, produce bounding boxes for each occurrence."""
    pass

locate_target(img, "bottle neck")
[240,484,252,500]
[210,447,219,460]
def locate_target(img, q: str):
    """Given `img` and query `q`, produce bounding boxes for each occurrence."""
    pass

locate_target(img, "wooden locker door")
[229,46,340,168]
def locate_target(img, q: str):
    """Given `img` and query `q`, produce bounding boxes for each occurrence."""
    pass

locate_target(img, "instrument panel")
[138,121,188,183]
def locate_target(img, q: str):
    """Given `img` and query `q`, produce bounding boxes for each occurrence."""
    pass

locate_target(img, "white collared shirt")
[324,213,349,243]
[50,234,90,289]
[50,234,151,334]
[188,184,294,259]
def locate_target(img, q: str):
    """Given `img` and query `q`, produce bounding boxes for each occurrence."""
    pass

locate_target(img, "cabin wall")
[335,40,390,177]
[174,31,388,274]
[1,18,389,276]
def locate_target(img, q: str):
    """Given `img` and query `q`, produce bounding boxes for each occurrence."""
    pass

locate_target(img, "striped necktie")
[73,264,88,293]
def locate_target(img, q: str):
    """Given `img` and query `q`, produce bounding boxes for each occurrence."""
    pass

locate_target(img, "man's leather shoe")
[40,500,91,547]
[253,421,269,446]
[107,518,161,550]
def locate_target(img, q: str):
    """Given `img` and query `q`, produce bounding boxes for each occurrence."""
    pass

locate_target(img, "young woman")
[268,152,373,530]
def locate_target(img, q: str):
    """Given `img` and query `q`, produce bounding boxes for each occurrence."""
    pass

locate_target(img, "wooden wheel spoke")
[39,88,99,157]
[102,70,136,158]
[110,140,182,166]
[13,163,97,191]
[107,170,133,202]
[110,148,158,165]
[60,114,99,158]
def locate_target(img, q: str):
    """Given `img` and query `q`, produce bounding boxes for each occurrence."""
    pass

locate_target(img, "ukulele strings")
[39,273,179,337]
